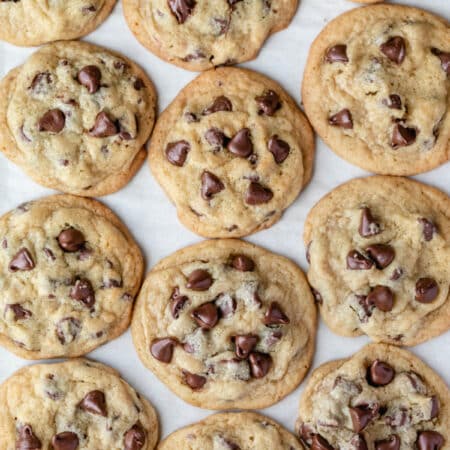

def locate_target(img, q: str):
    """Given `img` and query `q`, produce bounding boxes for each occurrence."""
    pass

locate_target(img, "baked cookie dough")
[123,0,298,71]
[0,359,158,450]
[302,4,450,175]
[158,412,303,449]
[304,176,450,346]
[0,40,156,196]
[296,343,449,450]
[132,239,316,409]
[0,194,144,359]
[149,67,314,238]
[0,0,117,47]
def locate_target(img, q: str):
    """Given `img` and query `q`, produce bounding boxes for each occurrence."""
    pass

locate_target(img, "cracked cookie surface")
[0,41,156,196]
[302,4,450,175]
[0,359,158,450]
[296,344,449,450]
[131,239,316,409]
[0,194,143,359]
[123,0,298,71]
[149,67,314,238]
[304,176,450,346]
[0,0,117,46]
[158,412,303,449]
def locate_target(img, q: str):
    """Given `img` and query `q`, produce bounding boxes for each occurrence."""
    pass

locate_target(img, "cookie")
[131,239,316,409]
[123,0,298,71]
[304,176,450,346]
[0,194,144,359]
[0,1,116,46]
[0,40,156,196]
[0,358,158,450]
[149,67,314,238]
[302,4,450,175]
[158,412,303,449]
[296,343,449,450]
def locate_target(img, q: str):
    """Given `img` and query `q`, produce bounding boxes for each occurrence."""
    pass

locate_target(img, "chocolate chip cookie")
[304,176,450,346]
[0,1,117,46]
[296,343,449,450]
[149,67,314,238]
[0,194,144,359]
[302,4,450,175]
[158,412,303,449]
[123,0,298,71]
[0,359,158,450]
[0,40,156,196]
[131,239,316,409]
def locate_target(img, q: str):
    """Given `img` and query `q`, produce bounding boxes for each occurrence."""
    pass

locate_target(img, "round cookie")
[0,0,117,47]
[123,0,298,71]
[0,40,156,196]
[302,4,450,175]
[132,239,316,410]
[0,359,158,450]
[296,343,449,450]
[149,67,314,238]
[158,412,303,449]
[0,194,144,359]
[304,176,450,346]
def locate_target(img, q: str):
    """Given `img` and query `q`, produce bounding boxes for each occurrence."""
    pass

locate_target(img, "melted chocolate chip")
[311,434,335,450]
[391,123,417,148]
[325,45,349,63]
[150,337,178,363]
[70,279,95,307]
[255,90,281,116]
[418,218,437,241]
[367,360,395,386]
[57,228,85,252]
[384,94,402,110]
[16,425,42,450]
[191,303,219,329]
[249,352,272,378]
[268,135,290,163]
[347,250,374,270]
[201,171,225,200]
[124,423,146,450]
[416,431,444,450]
[165,140,190,166]
[264,302,289,325]
[415,278,439,303]
[168,0,196,23]
[202,96,232,115]
[380,36,406,64]
[77,66,101,94]
[182,370,206,389]
[375,435,400,450]
[89,112,118,137]
[234,334,258,359]
[9,248,35,271]
[366,285,394,312]
[227,128,253,157]
[245,182,273,205]
[430,395,440,419]
[359,207,380,237]
[5,303,31,320]
[366,244,395,269]
[56,317,81,344]
[329,109,353,129]
[186,269,213,290]
[51,432,79,450]
[79,390,107,416]
[231,254,254,271]
[349,405,375,432]
[205,128,229,149]
[170,288,189,319]
[431,48,450,75]
[38,109,65,133]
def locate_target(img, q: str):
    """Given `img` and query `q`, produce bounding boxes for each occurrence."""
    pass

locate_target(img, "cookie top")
[149,67,314,238]
[123,0,298,71]
[0,359,158,450]
[304,176,450,346]
[0,194,144,359]
[132,239,316,409]
[0,0,116,46]
[302,4,450,175]
[296,343,449,450]
[0,40,156,196]
[158,412,303,449]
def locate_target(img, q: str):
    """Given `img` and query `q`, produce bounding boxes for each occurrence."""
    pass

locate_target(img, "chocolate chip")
[359,207,380,237]
[391,123,416,148]
[234,334,258,359]
[38,109,65,133]
[298,423,314,445]
[79,390,107,416]
[311,288,323,305]
[202,96,232,115]
[205,128,229,149]
[365,244,395,269]
[170,287,189,319]
[367,359,395,386]
[264,302,289,325]
[150,337,178,363]
[346,250,374,270]
[390,268,403,281]
[70,279,95,308]
[182,370,206,389]
[57,228,85,252]
[9,248,35,271]
[268,135,290,163]
[375,435,400,450]
[89,112,118,137]
[16,425,42,450]
[56,317,81,344]
[51,432,79,450]
[366,285,394,312]
[201,171,225,200]
[249,352,272,378]
[310,434,334,450]
[124,423,146,450]
[418,218,437,241]
[329,109,353,129]
[165,140,190,166]
[227,128,253,157]
[191,303,219,329]
[231,255,254,271]
[325,45,349,63]
[430,395,440,419]
[184,112,198,123]
[415,278,439,303]
[245,182,273,205]
[186,269,213,290]
[255,90,281,116]
[349,405,375,432]
[431,48,450,75]
[77,65,101,94]
[384,94,402,110]
[29,72,52,92]
[380,36,406,64]
[133,78,145,90]
[5,303,31,320]
[416,431,444,450]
